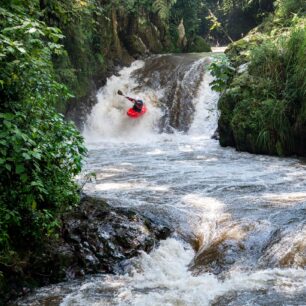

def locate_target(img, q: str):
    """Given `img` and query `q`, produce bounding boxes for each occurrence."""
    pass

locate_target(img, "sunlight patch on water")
[95,182,169,192]
[262,192,306,205]
[146,149,166,155]
[182,195,224,211]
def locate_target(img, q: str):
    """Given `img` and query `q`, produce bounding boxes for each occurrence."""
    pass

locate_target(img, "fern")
[153,0,177,20]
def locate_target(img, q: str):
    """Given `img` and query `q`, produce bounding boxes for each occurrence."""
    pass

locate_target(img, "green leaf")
[28,28,37,34]
[17,47,26,54]
[32,151,41,160]
[20,174,28,182]
[22,153,31,160]
[32,200,37,210]
[16,164,25,174]
[0,113,14,120]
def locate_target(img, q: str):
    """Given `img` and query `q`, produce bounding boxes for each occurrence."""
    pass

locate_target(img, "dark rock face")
[64,79,101,130]
[64,64,122,130]
[133,54,211,132]
[63,9,172,130]
[61,196,172,276]
[2,196,171,303]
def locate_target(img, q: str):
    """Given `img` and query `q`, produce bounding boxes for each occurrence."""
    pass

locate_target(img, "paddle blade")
[117,90,123,96]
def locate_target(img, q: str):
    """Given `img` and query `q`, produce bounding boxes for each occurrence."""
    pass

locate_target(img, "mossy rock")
[186,36,211,53]
[138,21,163,53]
[125,34,148,56]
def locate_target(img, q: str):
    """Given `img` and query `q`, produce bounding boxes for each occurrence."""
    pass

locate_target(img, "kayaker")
[118,90,144,113]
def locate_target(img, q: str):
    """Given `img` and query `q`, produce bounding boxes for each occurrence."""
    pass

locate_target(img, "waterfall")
[83,54,219,142]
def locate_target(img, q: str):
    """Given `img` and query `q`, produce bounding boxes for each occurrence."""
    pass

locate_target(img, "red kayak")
[127,105,147,119]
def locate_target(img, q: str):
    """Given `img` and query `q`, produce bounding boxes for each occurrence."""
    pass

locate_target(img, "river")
[17,53,306,305]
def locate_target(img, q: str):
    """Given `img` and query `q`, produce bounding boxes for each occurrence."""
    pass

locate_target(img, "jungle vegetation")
[1,0,304,301]
[215,0,306,156]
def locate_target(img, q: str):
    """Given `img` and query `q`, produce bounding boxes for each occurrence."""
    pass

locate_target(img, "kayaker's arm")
[125,96,136,103]
[117,90,136,103]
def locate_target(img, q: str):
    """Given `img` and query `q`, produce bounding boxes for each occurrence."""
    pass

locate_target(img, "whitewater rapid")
[16,54,306,306]
[83,60,162,142]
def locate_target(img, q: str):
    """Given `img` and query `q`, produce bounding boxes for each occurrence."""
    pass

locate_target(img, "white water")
[17,54,306,306]
[83,60,162,142]
[59,239,306,306]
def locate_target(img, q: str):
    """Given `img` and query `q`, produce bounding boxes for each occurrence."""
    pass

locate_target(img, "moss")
[218,89,239,147]
[186,35,211,52]
[138,17,164,53]
[125,34,148,56]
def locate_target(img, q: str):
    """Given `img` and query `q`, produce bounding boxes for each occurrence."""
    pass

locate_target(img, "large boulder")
[61,196,172,276]
[1,196,172,303]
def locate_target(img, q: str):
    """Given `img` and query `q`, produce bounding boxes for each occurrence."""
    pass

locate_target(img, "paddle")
[118,90,135,103]
[117,90,125,97]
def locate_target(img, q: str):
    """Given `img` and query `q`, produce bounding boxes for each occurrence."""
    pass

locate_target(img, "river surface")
[17,54,306,305]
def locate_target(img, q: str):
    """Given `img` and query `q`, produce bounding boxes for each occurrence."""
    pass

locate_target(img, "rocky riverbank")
[1,196,172,304]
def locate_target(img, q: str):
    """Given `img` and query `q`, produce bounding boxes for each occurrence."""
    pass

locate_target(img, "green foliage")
[0,7,66,98]
[153,0,177,20]
[202,0,275,43]
[170,0,203,38]
[0,6,86,258]
[209,55,235,93]
[275,0,306,19]
[36,0,119,102]
[219,19,306,156]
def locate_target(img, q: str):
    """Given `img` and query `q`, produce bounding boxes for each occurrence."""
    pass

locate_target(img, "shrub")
[276,0,306,18]
[0,6,86,258]
[217,24,306,155]
[209,55,235,93]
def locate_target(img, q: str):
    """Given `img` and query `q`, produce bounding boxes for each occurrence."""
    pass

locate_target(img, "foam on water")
[116,239,306,306]
[189,72,219,137]
[83,60,162,143]
[59,238,306,306]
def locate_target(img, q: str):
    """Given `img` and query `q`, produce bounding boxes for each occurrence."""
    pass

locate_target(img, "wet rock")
[124,35,148,57]
[60,195,172,276]
[211,128,220,140]
[2,196,172,303]
[134,54,211,132]
[191,238,245,275]
[177,19,187,49]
